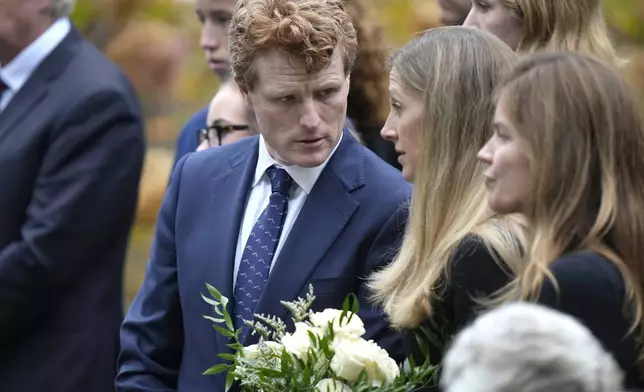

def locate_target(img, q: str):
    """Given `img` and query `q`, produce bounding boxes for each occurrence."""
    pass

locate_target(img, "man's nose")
[300,101,321,129]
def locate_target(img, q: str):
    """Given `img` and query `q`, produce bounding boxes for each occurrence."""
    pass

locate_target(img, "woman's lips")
[397,151,405,164]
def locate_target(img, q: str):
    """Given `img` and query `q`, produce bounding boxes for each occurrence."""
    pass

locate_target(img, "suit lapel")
[207,139,258,352]
[247,133,365,341]
[0,29,79,145]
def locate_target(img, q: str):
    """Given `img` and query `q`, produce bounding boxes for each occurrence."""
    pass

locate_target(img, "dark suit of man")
[0,28,144,391]
[116,132,410,391]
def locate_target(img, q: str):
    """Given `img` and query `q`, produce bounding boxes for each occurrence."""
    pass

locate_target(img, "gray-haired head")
[441,302,623,392]
[51,0,76,20]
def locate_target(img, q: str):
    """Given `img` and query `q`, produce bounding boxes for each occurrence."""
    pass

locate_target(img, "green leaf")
[203,363,230,375]
[225,370,235,392]
[203,315,226,324]
[340,293,360,325]
[213,324,234,337]
[206,283,223,301]
[414,330,431,361]
[342,292,360,313]
[218,353,236,361]
[342,294,352,312]
[257,367,283,378]
[201,293,221,307]
[417,325,444,357]
[351,295,360,314]
[228,342,243,351]
[403,357,413,373]
[223,309,234,331]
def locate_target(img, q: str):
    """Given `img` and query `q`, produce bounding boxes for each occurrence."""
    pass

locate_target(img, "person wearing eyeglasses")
[196,80,256,150]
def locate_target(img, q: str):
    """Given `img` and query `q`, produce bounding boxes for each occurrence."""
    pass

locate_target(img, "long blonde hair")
[502,0,617,63]
[496,52,644,354]
[369,27,524,329]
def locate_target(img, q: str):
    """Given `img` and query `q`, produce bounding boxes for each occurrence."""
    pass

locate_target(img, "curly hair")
[344,0,389,127]
[229,0,358,86]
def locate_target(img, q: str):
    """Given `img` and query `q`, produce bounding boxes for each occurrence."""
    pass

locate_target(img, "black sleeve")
[537,252,636,376]
[447,235,513,331]
[402,236,513,392]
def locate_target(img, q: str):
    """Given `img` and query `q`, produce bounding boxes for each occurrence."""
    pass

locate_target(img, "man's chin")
[288,150,331,168]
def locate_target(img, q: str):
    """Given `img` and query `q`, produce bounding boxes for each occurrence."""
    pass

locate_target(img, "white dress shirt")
[0,18,71,111]
[233,133,343,286]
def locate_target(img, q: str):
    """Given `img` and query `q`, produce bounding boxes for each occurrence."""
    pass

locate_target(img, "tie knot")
[266,166,292,195]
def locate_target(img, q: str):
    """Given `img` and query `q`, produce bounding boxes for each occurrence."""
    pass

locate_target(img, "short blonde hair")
[502,0,617,63]
[228,0,358,86]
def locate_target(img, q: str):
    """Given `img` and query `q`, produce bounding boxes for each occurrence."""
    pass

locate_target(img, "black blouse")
[403,236,513,390]
[405,247,644,390]
[538,251,643,389]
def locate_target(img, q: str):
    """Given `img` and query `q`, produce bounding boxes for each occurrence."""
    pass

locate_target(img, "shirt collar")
[0,18,71,92]
[253,132,343,194]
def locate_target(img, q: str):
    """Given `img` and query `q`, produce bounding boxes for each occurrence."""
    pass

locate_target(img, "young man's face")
[195,0,235,80]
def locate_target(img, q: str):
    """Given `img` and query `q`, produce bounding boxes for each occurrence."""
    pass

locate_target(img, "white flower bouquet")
[201,284,438,392]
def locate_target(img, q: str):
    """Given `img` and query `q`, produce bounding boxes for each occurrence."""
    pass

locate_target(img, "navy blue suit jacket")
[116,132,410,391]
[0,28,144,391]
[172,106,208,168]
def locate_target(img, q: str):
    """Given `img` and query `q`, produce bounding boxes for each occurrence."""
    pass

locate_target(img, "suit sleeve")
[116,155,187,392]
[359,204,407,362]
[0,90,144,344]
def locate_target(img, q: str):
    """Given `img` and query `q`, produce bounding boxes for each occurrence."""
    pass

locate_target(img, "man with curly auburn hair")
[117,0,410,391]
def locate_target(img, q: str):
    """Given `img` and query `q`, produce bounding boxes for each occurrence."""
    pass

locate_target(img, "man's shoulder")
[56,32,138,106]
[357,144,410,198]
[178,136,258,180]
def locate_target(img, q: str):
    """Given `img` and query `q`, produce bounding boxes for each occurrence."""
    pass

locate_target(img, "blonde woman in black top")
[478,52,644,389]
[369,27,525,374]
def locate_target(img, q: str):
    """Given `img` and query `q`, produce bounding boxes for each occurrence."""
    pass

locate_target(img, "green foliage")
[201,284,440,392]
[604,0,644,43]
[70,1,95,31]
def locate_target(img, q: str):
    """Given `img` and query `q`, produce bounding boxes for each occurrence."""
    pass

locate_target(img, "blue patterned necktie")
[234,166,293,337]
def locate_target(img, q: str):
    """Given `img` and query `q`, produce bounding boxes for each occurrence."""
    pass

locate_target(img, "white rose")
[281,322,322,363]
[242,341,283,359]
[330,338,400,386]
[315,378,351,392]
[309,309,366,341]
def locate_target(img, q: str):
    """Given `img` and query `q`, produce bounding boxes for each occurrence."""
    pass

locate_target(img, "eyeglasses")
[197,121,250,148]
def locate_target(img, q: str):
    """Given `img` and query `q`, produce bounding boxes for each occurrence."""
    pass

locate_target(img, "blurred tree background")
[70,0,644,307]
